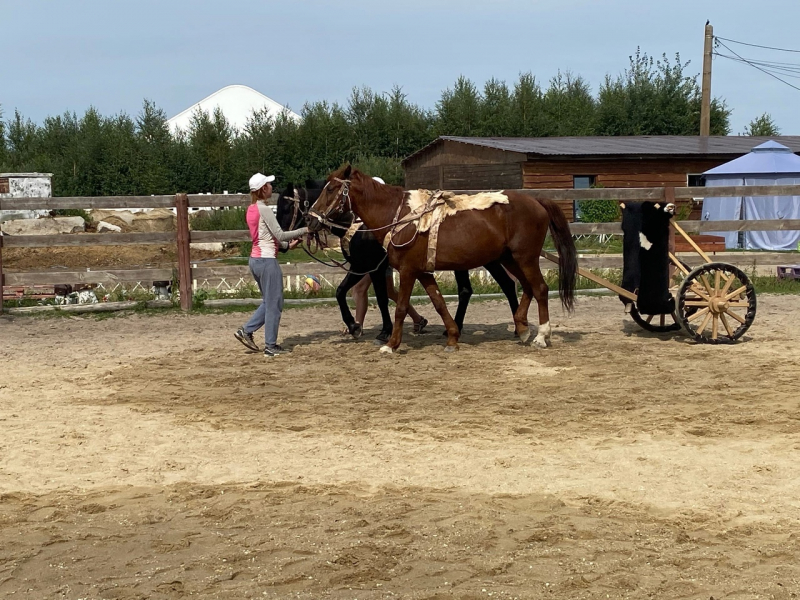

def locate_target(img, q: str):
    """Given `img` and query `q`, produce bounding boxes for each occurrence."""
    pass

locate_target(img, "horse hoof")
[379,345,394,354]
[518,329,531,343]
[413,317,429,335]
[532,336,548,349]
[444,345,458,353]
[350,323,363,339]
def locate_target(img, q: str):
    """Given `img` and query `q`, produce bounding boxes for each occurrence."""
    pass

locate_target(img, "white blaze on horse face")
[533,321,551,348]
[639,232,653,251]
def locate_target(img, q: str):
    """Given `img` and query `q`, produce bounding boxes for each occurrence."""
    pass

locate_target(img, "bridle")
[307,178,354,229]
[282,189,310,231]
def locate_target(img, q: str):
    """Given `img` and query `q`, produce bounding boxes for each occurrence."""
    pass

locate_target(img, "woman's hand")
[288,239,301,250]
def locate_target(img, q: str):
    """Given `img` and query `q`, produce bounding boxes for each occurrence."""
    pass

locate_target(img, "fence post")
[175,193,193,311]
[0,233,4,316]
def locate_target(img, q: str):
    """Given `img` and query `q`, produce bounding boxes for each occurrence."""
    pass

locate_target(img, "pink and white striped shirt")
[247,201,307,259]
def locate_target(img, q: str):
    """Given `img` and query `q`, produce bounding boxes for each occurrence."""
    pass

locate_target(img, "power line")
[715,38,800,93]
[716,35,800,54]
[713,53,800,79]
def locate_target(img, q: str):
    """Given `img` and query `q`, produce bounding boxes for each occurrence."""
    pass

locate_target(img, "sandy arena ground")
[1,295,800,599]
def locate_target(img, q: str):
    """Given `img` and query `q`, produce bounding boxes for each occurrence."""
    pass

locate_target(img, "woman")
[235,173,307,356]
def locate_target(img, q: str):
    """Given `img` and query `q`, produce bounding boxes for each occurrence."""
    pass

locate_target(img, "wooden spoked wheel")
[676,263,757,344]
[629,305,682,333]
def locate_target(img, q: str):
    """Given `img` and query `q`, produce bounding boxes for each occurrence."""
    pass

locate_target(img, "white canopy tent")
[702,141,800,250]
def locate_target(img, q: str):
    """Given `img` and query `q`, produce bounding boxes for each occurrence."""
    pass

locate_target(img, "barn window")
[0,178,9,194]
[687,174,705,187]
[573,176,596,189]
[572,176,596,221]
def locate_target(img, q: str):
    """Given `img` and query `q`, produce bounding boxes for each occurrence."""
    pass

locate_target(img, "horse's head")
[307,165,356,232]
[276,181,325,231]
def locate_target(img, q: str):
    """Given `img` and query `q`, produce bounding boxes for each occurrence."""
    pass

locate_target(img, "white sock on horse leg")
[533,321,551,348]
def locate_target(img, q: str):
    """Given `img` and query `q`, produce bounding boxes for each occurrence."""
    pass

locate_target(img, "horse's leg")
[517,260,551,348]
[386,271,423,324]
[381,268,416,353]
[485,260,519,319]
[453,270,472,332]
[501,260,534,343]
[335,272,365,338]
[417,272,460,351]
[369,264,393,343]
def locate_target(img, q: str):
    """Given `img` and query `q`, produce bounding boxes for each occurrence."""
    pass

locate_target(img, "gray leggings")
[243,258,284,346]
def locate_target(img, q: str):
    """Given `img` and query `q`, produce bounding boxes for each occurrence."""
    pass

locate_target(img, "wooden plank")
[568,219,800,235]
[187,194,250,208]
[0,194,259,211]
[2,232,176,247]
[676,219,800,233]
[3,268,175,286]
[176,193,192,311]
[6,300,140,315]
[0,233,4,315]
[0,196,176,211]
[191,230,250,243]
[523,158,725,177]
[453,188,665,201]
[674,185,800,198]
[569,222,622,235]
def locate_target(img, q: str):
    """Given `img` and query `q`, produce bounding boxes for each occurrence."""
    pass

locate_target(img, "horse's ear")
[343,165,352,180]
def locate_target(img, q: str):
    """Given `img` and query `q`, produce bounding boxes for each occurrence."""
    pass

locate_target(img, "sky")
[3,0,800,136]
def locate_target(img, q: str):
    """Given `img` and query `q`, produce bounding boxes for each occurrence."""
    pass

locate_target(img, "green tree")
[135,99,173,194]
[541,71,596,136]
[6,110,40,171]
[742,113,780,136]
[478,78,514,136]
[187,107,235,193]
[436,76,481,136]
[384,86,434,159]
[510,72,546,136]
[596,48,730,135]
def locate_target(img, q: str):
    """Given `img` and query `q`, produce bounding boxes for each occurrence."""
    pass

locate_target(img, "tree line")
[0,49,777,197]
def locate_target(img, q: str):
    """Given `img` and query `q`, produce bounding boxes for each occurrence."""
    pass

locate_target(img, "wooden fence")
[2,185,800,314]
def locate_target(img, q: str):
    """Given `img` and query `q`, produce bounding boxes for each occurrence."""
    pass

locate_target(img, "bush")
[190,207,247,231]
[577,199,620,223]
[190,207,251,256]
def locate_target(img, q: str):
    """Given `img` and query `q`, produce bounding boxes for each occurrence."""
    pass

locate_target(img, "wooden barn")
[402,136,800,221]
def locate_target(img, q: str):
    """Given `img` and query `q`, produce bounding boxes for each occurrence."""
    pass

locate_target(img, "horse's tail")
[536,198,577,312]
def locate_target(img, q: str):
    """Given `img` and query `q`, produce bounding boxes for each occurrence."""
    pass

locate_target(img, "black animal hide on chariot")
[620,202,675,316]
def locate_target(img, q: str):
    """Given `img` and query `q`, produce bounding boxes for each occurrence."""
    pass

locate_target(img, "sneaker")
[264,344,283,357]
[234,328,259,352]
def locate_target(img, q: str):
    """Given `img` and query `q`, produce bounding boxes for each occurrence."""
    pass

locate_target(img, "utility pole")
[700,21,714,136]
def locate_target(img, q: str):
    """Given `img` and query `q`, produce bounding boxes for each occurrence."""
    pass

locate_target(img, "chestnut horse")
[307,165,577,352]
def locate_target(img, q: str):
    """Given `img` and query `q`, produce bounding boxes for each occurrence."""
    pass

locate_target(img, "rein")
[310,178,443,250]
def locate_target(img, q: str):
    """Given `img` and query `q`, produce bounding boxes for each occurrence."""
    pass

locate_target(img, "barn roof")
[402,135,800,164]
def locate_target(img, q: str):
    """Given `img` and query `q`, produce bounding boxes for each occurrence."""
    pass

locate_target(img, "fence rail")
[3,184,800,314]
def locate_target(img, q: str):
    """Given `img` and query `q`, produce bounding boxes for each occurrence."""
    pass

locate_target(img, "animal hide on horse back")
[387,190,510,271]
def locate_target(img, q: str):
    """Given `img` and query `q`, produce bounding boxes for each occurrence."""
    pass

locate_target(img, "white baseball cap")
[249,172,275,191]
[372,176,385,184]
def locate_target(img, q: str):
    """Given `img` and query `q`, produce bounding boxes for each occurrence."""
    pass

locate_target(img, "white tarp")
[702,176,800,250]
[702,142,800,251]
[743,176,800,251]
[702,177,742,249]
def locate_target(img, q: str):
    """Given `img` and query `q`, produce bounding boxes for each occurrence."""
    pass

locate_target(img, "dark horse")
[307,166,578,352]
[277,180,519,342]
